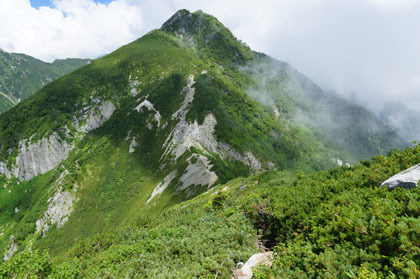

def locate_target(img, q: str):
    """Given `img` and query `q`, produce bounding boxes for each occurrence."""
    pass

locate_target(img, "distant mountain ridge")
[242,56,408,162]
[0,49,89,113]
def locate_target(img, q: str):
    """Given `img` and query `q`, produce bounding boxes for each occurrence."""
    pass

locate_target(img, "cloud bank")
[1,0,420,111]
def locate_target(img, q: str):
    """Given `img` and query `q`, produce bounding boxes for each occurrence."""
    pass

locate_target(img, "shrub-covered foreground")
[250,145,420,279]
[1,145,419,278]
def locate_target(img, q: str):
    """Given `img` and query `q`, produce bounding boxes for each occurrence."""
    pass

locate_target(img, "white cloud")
[1,0,420,111]
[0,0,147,61]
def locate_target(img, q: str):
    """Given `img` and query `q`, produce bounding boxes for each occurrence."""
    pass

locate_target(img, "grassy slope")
[1,145,419,278]
[0,30,199,253]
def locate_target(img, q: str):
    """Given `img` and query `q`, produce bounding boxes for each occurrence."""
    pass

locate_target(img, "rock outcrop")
[178,154,218,193]
[152,74,265,203]
[36,171,79,235]
[0,161,11,179]
[74,100,116,134]
[133,99,161,127]
[3,235,17,261]
[381,164,420,189]
[233,252,273,279]
[147,170,177,204]
[13,132,72,181]
[161,75,213,160]
[161,75,262,171]
[0,100,116,182]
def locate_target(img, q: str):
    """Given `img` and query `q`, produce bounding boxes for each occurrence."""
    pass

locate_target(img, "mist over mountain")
[241,56,408,162]
[379,102,420,142]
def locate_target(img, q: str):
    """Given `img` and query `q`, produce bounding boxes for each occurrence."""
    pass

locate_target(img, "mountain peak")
[161,9,253,65]
[161,9,213,36]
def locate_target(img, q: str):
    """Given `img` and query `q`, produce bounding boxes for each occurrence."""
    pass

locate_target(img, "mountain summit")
[0,9,407,269]
[161,9,253,64]
[161,9,213,34]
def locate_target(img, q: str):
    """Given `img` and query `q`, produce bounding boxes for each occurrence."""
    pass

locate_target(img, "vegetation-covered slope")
[0,9,413,277]
[1,144,419,278]
[0,23,332,261]
[243,56,408,163]
[0,49,88,113]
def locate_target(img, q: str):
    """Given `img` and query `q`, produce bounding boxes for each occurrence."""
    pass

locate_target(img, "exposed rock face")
[162,75,263,172]
[381,164,420,189]
[233,252,273,279]
[75,100,116,134]
[36,184,79,235]
[147,170,177,204]
[178,154,218,192]
[162,75,224,162]
[148,74,264,203]
[164,113,219,160]
[13,132,71,181]
[162,75,217,160]
[215,142,262,174]
[171,75,196,121]
[3,235,17,261]
[0,161,11,179]
[134,99,161,127]
[1,100,116,182]
[244,152,262,174]
[156,74,263,201]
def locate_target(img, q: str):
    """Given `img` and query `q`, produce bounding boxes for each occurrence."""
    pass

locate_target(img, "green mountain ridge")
[242,55,407,162]
[0,9,414,278]
[0,48,89,113]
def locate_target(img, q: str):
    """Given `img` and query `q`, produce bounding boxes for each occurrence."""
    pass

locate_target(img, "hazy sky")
[1,0,419,111]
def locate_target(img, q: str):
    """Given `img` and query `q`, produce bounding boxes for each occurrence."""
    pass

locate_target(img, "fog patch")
[379,102,420,142]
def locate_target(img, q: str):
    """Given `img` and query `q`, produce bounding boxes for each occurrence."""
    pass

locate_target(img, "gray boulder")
[381,164,420,189]
[233,252,273,279]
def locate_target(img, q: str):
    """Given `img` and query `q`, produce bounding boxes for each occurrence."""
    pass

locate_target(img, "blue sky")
[30,0,113,9]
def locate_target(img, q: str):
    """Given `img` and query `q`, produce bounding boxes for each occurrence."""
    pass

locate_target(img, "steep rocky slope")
[0,9,408,263]
[0,49,88,113]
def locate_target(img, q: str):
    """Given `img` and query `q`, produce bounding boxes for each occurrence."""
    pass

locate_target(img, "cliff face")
[13,133,71,181]
[0,100,116,181]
